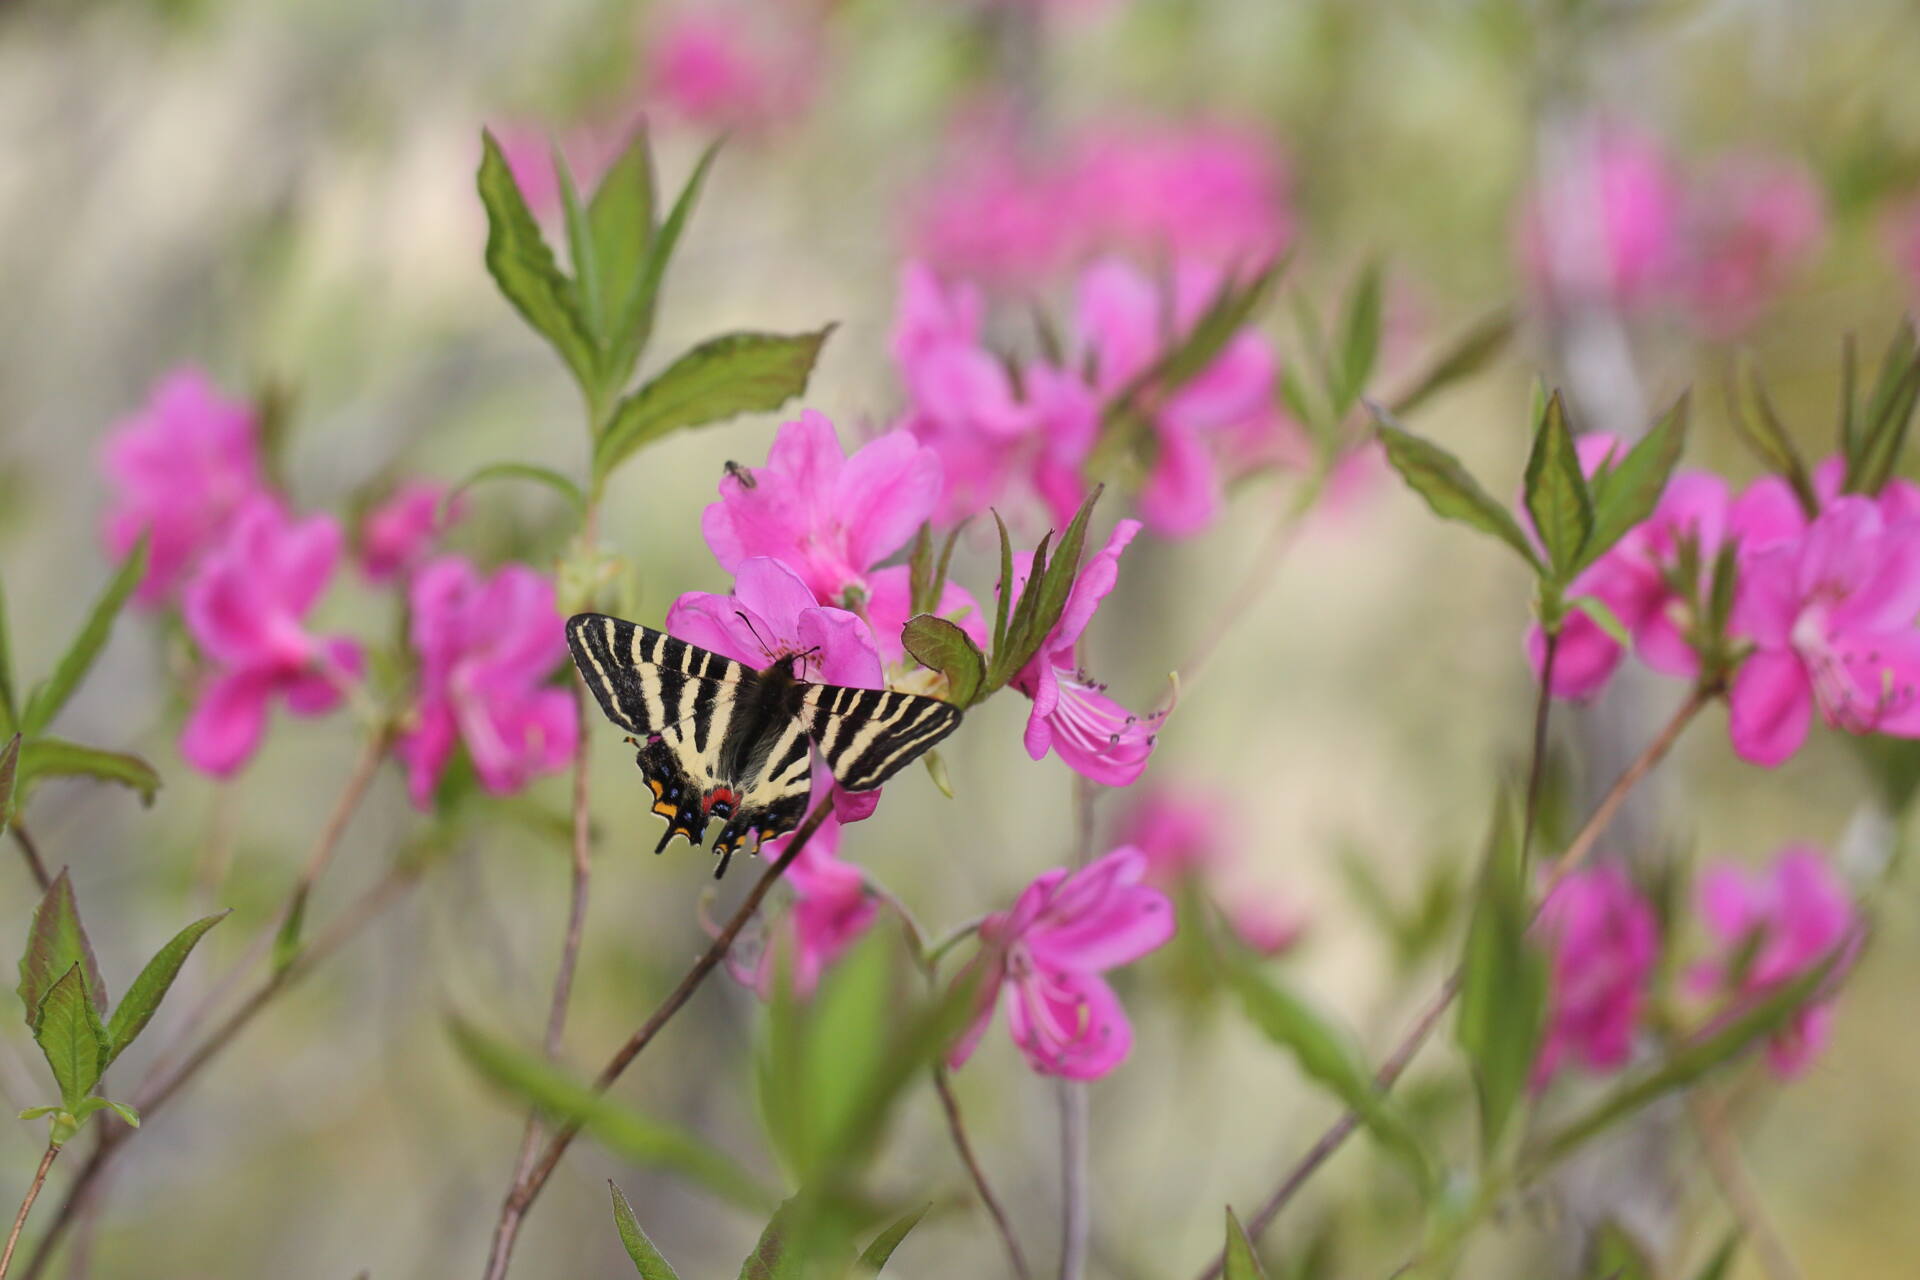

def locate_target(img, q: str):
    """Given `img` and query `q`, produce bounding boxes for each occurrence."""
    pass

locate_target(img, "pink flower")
[1520,125,1681,311]
[1116,784,1306,957]
[948,846,1175,1079]
[1881,192,1920,300]
[1726,496,1920,765]
[1692,846,1859,1077]
[725,818,877,999]
[100,367,267,607]
[1681,155,1825,337]
[1222,897,1307,958]
[358,481,459,584]
[1532,866,1659,1087]
[1075,258,1278,535]
[1065,120,1293,268]
[395,557,576,808]
[180,500,364,777]
[1007,520,1164,786]
[647,5,819,134]
[903,109,1074,289]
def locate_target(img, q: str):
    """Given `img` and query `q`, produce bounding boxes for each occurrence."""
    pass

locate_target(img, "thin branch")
[0,1146,57,1280]
[1195,684,1713,1280]
[481,803,832,1280]
[935,1068,1034,1280]
[1687,1088,1802,1280]
[1175,476,1322,691]
[1057,1080,1089,1280]
[11,824,50,895]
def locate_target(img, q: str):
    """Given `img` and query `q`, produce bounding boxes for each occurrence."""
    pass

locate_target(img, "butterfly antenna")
[734,610,778,664]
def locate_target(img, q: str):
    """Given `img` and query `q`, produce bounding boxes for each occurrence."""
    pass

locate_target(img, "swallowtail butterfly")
[566,613,963,876]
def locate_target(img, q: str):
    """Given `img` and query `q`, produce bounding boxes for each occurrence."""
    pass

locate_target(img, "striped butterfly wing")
[566,613,760,854]
[800,684,964,792]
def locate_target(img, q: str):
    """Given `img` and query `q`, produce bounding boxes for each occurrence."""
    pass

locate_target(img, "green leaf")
[1582,395,1689,571]
[21,537,148,737]
[1111,261,1284,415]
[1566,594,1633,649]
[610,1181,683,1280]
[555,146,603,342]
[989,511,1014,660]
[17,739,161,806]
[0,576,16,734]
[447,461,587,517]
[740,1199,803,1280]
[18,870,106,1025]
[982,487,1103,694]
[1223,1207,1271,1280]
[1849,319,1920,494]
[921,749,954,800]
[476,129,597,394]
[1231,966,1433,1193]
[905,524,934,620]
[34,965,105,1111]
[1730,367,1819,516]
[855,1203,929,1275]
[103,1100,139,1128]
[594,328,834,485]
[1370,408,1543,571]
[1455,795,1548,1159]
[0,733,18,840]
[1586,1221,1654,1280]
[589,131,658,394]
[1388,310,1515,416]
[608,139,723,392]
[16,1106,57,1121]
[449,1018,774,1211]
[901,616,985,708]
[105,912,227,1065]
[1688,1232,1740,1280]
[1523,392,1594,581]
[1336,260,1383,412]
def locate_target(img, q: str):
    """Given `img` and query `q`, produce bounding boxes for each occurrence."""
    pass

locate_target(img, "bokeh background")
[4,0,1920,1276]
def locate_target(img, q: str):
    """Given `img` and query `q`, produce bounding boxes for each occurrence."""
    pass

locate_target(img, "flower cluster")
[1520,123,1825,337]
[1533,846,1859,1087]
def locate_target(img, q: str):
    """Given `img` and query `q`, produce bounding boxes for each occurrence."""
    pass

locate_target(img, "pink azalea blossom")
[100,367,267,607]
[1222,897,1307,957]
[1692,846,1859,1077]
[725,817,876,999]
[1520,125,1681,311]
[1726,495,1920,765]
[1007,520,1164,786]
[358,481,459,584]
[1117,784,1306,956]
[646,5,819,134]
[1065,120,1293,268]
[1532,866,1660,1087]
[181,499,364,777]
[903,108,1074,288]
[1681,155,1825,337]
[948,846,1175,1079]
[395,557,576,808]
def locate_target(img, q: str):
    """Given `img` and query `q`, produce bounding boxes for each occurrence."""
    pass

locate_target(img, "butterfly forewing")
[802,685,963,791]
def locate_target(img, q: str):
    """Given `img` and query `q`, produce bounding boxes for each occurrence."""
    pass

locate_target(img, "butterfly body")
[565,613,962,875]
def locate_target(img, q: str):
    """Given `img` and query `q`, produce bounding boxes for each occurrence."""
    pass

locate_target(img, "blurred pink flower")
[702,411,943,611]
[1727,495,1920,765]
[1520,125,1681,311]
[647,5,819,134]
[1223,897,1307,957]
[903,110,1074,289]
[1117,784,1305,956]
[949,845,1175,1079]
[1066,121,1293,267]
[181,499,363,777]
[396,557,576,808]
[725,818,877,999]
[1692,846,1859,1077]
[100,367,267,607]
[1681,156,1825,337]
[1532,866,1659,1087]
[358,481,459,584]
[1880,193,1920,300]
[1007,519,1164,786]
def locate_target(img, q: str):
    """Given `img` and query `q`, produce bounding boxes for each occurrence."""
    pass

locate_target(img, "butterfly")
[565,612,963,876]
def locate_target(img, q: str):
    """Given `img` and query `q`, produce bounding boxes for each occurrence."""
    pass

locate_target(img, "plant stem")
[935,1068,1034,1280]
[10,824,50,894]
[1194,683,1713,1280]
[1521,632,1559,868]
[480,803,831,1280]
[0,1147,57,1280]
[1175,472,1323,691]
[1057,1080,1088,1280]
[1687,1088,1803,1280]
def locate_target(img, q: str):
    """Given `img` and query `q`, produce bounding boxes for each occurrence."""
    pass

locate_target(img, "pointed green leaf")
[555,146,603,340]
[1370,408,1543,570]
[21,537,148,737]
[1455,796,1548,1158]
[1730,367,1819,516]
[18,870,106,1024]
[1389,310,1515,416]
[609,139,723,388]
[855,1203,930,1274]
[0,733,18,840]
[610,1181,683,1280]
[0,576,16,734]
[1110,260,1284,415]
[1223,1207,1271,1280]
[17,739,160,806]
[1850,320,1920,494]
[901,616,985,707]
[449,1019,774,1211]
[105,912,227,1064]
[1582,395,1689,571]
[740,1199,802,1280]
[593,328,834,484]
[34,965,105,1110]
[1689,1232,1740,1280]
[103,1100,139,1128]
[1523,393,1594,581]
[589,131,658,393]
[447,461,587,517]
[905,524,934,619]
[1587,1221,1654,1280]
[476,130,597,393]
[16,1106,57,1121]
[1336,259,1383,412]
[989,511,1014,661]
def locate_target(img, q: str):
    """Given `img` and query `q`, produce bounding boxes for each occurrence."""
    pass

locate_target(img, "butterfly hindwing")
[801,684,964,792]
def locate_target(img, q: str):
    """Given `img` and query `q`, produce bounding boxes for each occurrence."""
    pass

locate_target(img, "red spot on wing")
[702,787,740,814]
